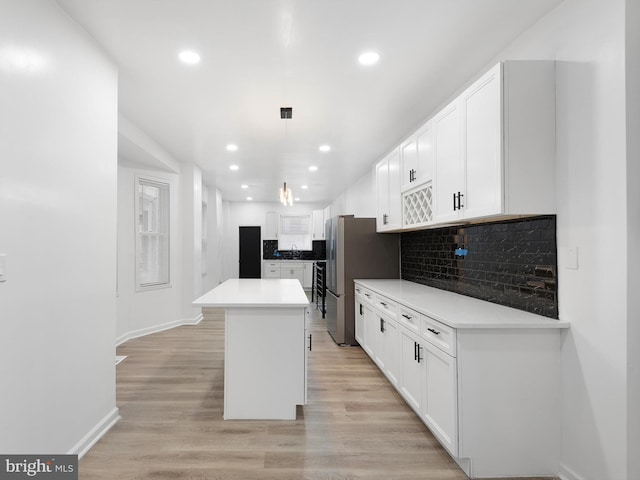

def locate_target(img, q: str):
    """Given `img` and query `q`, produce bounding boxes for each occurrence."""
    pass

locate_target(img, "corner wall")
[626,1,640,478]
[498,1,628,478]
[0,0,118,453]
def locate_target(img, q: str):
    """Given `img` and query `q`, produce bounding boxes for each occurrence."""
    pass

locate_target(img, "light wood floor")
[80,303,554,480]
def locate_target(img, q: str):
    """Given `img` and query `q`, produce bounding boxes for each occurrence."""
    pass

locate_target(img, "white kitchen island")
[193,279,309,420]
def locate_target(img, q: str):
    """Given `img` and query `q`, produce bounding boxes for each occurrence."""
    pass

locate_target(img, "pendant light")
[279,107,293,206]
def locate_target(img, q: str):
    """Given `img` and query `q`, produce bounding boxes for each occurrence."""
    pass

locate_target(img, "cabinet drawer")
[398,306,421,334]
[263,268,281,278]
[421,316,456,357]
[264,262,280,269]
[360,288,375,305]
[374,294,398,319]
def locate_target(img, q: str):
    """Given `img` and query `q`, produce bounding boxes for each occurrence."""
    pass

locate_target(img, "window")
[136,176,170,290]
[278,214,311,251]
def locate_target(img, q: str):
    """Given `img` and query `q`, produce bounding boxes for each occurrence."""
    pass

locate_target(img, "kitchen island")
[193,279,309,420]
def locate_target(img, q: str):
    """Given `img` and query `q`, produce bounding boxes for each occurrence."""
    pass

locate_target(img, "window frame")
[135,174,171,292]
[278,214,312,251]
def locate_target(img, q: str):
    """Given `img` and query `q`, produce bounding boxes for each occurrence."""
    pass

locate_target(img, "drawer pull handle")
[402,314,412,320]
[427,327,441,335]
[365,293,371,298]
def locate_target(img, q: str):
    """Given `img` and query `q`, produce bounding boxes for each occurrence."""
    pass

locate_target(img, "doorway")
[239,226,262,278]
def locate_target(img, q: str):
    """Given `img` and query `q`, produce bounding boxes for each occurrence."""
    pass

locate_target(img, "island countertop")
[193,278,309,308]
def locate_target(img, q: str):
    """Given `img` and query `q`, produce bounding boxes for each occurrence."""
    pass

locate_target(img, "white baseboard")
[68,407,120,459]
[182,312,203,325]
[559,463,586,480]
[116,313,202,346]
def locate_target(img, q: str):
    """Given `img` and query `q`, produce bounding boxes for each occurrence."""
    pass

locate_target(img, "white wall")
[203,185,225,291]
[180,163,204,320]
[344,170,376,218]
[0,0,118,454]
[625,1,640,478]
[116,165,184,343]
[330,169,376,218]
[222,202,326,280]
[497,2,627,479]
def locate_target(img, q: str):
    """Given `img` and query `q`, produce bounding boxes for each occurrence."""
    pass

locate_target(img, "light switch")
[0,254,6,282]
[566,247,579,270]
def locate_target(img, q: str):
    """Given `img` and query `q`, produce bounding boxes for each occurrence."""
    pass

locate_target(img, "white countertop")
[193,279,309,308]
[354,279,569,329]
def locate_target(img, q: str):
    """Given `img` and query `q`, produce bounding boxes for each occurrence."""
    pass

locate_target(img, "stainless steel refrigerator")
[325,215,399,345]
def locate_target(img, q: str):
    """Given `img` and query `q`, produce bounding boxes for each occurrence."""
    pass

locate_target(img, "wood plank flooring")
[79,302,554,480]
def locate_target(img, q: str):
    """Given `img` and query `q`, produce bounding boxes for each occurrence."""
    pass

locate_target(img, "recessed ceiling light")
[309,166,318,172]
[229,165,239,171]
[358,51,380,66]
[179,50,201,65]
[301,185,308,189]
[319,145,331,152]
[246,197,253,201]
[226,144,238,152]
[294,197,300,202]
[241,184,248,189]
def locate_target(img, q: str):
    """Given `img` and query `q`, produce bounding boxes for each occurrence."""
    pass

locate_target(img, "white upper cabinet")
[264,211,279,240]
[462,63,502,219]
[401,120,433,192]
[312,209,325,240]
[375,147,402,232]
[434,61,556,223]
[433,99,464,223]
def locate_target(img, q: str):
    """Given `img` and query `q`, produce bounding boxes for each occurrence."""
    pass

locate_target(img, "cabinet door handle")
[416,344,422,363]
[427,327,441,335]
[359,304,363,315]
[380,318,385,333]
[383,213,388,225]
[414,341,418,361]
[308,333,312,351]
[452,192,457,211]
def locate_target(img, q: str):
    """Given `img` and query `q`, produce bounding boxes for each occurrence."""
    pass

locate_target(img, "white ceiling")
[56,0,563,204]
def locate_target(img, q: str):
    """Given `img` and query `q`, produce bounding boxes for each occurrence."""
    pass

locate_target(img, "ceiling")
[56,0,564,204]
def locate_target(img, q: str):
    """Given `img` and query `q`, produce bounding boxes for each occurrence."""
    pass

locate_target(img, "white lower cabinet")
[263,262,281,278]
[422,340,457,456]
[398,325,423,413]
[354,280,564,479]
[263,261,313,290]
[354,290,365,346]
[378,313,399,386]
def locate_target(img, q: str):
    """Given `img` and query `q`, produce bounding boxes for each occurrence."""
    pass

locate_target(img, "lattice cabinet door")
[403,182,433,228]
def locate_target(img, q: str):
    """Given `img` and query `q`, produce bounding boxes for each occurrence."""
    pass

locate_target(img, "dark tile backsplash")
[401,216,558,319]
[263,240,326,260]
